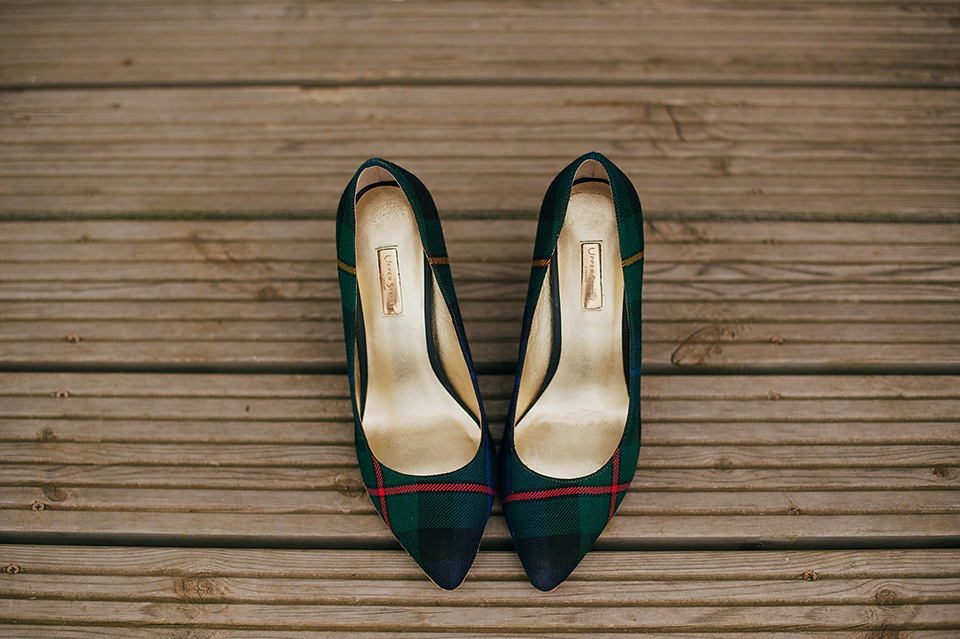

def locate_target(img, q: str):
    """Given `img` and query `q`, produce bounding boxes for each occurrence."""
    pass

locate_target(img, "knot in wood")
[875,587,903,607]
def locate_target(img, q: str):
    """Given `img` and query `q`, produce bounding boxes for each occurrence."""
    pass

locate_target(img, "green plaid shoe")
[500,152,644,591]
[336,158,496,590]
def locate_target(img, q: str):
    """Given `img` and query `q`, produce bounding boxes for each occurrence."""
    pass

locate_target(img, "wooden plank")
[0,465,952,493]
[2,323,958,348]
[3,441,957,468]
[4,545,958,579]
[5,572,960,607]
[0,373,956,547]
[4,219,960,244]
[0,335,957,371]
[8,597,954,631]
[4,280,959,302]
[1,546,959,631]
[0,1,956,86]
[1,221,957,371]
[1,87,957,216]
[2,301,958,323]
[6,260,960,282]
[3,564,960,606]
[3,419,959,446]
[4,242,960,263]
[0,546,959,634]
[2,371,959,413]
[1,486,957,516]
[12,510,958,547]
[3,372,960,401]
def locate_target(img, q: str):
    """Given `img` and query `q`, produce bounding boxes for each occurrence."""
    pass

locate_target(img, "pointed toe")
[421,558,471,590]
[527,565,574,592]
[514,532,586,591]
[415,526,484,590]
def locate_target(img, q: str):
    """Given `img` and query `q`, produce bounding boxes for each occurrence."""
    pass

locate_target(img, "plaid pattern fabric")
[336,158,495,590]
[500,151,644,591]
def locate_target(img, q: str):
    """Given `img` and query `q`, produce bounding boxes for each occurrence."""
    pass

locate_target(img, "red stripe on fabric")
[372,457,390,530]
[503,482,632,504]
[608,449,621,522]
[365,483,495,497]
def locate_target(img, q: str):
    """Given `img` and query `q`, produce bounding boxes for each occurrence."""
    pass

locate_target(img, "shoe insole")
[514,182,629,479]
[354,185,481,476]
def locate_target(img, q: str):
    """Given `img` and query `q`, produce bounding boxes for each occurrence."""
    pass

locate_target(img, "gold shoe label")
[377,247,403,315]
[581,242,603,310]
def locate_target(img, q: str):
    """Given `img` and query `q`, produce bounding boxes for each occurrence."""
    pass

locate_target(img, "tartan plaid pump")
[336,158,496,590]
[500,152,644,591]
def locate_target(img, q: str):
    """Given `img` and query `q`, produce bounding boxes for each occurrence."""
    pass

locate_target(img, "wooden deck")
[1,1,959,636]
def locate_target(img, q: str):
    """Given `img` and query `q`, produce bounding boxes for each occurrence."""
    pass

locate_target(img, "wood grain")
[5,573,960,606]
[0,465,951,493]
[4,219,960,243]
[2,486,958,518]
[0,546,958,633]
[1,87,957,216]
[0,1,957,86]
[4,545,958,578]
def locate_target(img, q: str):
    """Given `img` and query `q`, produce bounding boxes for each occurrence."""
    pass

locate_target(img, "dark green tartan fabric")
[499,151,644,591]
[336,158,495,590]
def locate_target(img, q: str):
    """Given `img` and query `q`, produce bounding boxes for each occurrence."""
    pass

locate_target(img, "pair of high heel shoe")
[336,152,644,591]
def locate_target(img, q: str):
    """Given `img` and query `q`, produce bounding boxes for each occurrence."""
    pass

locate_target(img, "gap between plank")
[0,531,957,553]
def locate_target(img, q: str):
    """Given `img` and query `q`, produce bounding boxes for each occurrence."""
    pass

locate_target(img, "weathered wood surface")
[1,373,957,547]
[1,87,957,216]
[1,545,959,634]
[1,1,957,87]
[2,220,957,371]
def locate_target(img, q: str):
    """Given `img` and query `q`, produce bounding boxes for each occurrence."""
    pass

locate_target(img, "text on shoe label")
[377,247,403,315]
[581,242,603,310]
